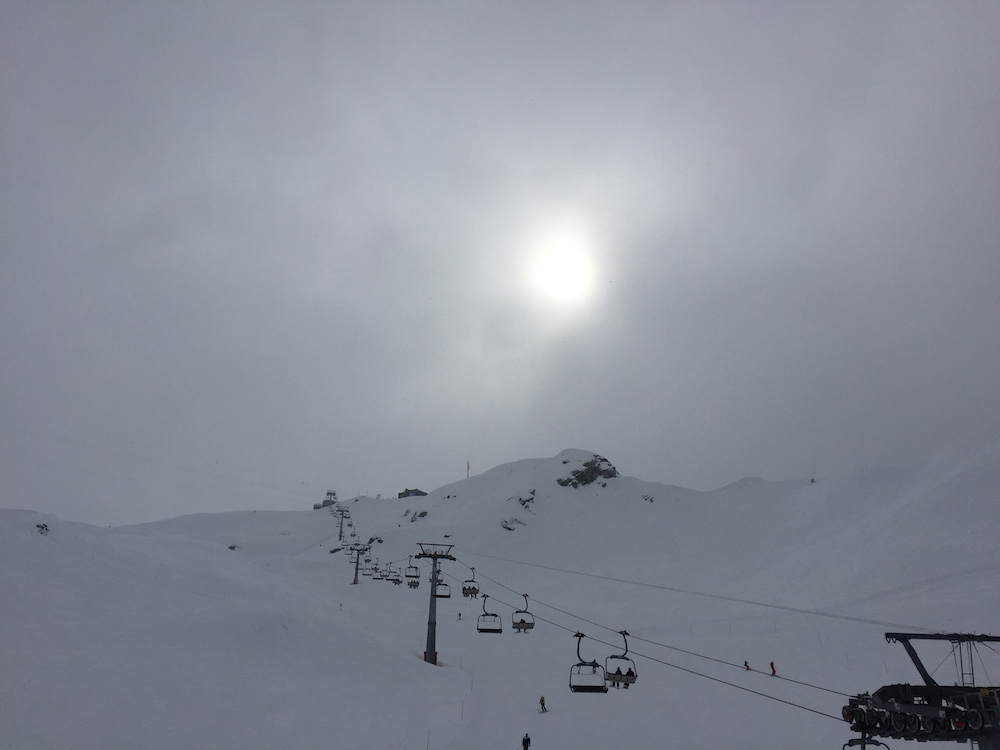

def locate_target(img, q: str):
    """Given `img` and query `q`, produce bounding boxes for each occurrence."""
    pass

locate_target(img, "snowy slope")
[2,446,999,750]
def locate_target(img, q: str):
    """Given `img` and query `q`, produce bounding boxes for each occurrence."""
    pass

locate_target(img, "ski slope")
[3,446,999,750]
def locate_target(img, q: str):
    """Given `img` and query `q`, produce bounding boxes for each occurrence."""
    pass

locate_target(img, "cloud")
[2,2,999,522]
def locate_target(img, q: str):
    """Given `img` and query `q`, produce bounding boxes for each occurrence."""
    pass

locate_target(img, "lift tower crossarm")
[885,633,1000,687]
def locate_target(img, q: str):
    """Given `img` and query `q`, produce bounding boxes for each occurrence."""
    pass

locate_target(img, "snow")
[2,446,999,749]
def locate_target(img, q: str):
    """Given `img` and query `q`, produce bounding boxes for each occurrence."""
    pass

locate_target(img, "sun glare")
[526,222,596,307]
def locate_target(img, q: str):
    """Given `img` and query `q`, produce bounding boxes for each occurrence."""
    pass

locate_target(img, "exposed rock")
[556,454,618,488]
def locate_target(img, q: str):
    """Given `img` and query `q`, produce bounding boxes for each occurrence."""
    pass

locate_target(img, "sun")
[525,222,597,307]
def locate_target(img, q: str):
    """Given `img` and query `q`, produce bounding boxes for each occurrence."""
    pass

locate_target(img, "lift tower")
[348,543,369,585]
[415,543,454,665]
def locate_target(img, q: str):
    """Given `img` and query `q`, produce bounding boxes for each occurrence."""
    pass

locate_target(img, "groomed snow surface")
[3,447,999,750]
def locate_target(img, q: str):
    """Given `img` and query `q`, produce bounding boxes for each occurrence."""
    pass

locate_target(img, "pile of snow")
[2,446,999,750]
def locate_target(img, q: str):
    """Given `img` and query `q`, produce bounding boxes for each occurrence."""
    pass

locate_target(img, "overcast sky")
[3,2,999,525]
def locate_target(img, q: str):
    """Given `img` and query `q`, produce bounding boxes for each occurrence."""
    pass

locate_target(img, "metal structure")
[432,569,451,598]
[477,594,503,634]
[512,594,535,633]
[414,543,455,665]
[405,556,421,589]
[843,633,1000,750]
[606,630,637,689]
[462,568,480,598]
[385,564,402,585]
[569,632,608,693]
[348,543,370,585]
[328,496,347,541]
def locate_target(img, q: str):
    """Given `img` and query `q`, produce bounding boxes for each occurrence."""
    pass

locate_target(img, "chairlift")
[477,594,503,634]
[569,633,608,693]
[605,630,637,689]
[432,569,451,598]
[462,568,480,598]
[405,556,420,588]
[512,594,535,633]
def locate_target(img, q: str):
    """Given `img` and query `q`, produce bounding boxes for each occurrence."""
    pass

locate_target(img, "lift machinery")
[843,633,1000,750]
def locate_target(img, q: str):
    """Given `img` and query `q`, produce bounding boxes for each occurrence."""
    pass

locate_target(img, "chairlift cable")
[935,642,961,678]
[600,639,843,722]
[974,643,994,685]
[456,548,939,633]
[455,556,852,699]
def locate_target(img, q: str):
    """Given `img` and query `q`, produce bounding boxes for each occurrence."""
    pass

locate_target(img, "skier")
[770,661,776,676]
[613,666,623,688]
[523,732,531,749]
[539,695,546,713]
[625,667,635,688]
[458,612,462,621]
[744,661,750,671]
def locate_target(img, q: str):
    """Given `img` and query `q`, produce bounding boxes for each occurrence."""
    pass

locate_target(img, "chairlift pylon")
[512,594,535,633]
[569,633,608,693]
[462,567,480,598]
[477,594,503,634]
[605,630,637,689]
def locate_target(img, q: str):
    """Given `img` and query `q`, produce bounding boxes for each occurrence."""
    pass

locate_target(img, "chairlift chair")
[477,594,503,634]
[512,594,535,633]
[432,570,451,598]
[570,633,608,693]
[371,560,383,580]
[385,565,402,584]
[405,556,420,588]
[462,568,480,598]
[605,630,637,689]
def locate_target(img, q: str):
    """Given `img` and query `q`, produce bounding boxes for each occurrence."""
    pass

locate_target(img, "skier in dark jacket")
[523,732,531,749]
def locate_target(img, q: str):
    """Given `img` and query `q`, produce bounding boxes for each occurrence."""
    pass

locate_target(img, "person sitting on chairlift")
[625,667,634,688]
[613,666,623,688]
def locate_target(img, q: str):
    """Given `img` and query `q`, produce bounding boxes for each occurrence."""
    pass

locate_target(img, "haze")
[2,3,998,524]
